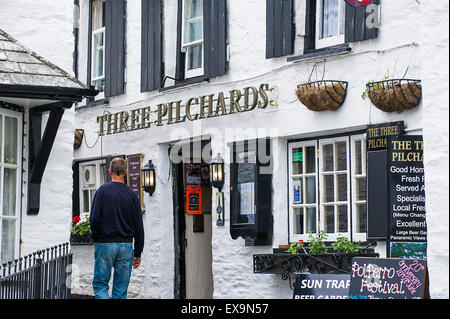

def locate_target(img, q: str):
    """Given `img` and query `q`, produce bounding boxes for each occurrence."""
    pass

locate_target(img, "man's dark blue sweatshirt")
[89,182,144,258]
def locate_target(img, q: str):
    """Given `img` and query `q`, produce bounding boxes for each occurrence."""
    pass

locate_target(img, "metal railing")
[0,243,72,299]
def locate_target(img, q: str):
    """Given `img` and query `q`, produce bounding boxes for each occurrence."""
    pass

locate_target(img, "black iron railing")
[0,243,72,299]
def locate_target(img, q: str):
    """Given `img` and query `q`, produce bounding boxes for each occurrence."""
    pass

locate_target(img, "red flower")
[72,216,81,224]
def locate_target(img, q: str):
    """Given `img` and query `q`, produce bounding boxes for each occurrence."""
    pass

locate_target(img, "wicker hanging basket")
[367,79,422,113]
[74,129,84,150]
[296,80,348,112]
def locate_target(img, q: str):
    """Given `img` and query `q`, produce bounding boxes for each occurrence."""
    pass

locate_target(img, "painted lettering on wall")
[96,84,275,136]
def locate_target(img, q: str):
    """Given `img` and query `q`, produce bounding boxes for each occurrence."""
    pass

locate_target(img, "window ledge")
[75,98,109,111]
[159,76,209,93]
[287,43,352,63]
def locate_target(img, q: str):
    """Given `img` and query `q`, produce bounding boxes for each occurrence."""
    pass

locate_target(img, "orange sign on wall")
[186,186,202,215]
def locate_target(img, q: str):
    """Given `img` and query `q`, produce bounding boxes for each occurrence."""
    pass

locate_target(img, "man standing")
[89,157,144,299]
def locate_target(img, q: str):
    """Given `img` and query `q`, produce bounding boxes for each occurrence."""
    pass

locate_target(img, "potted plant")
[362,77,422,113]
[70,213,93,245]
[296,80,348,112]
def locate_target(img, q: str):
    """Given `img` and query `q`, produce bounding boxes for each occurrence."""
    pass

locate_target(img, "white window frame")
[0,108,22,264]
[315,0,346,49]
[91,26,105,83]
[288,140,319,242]
[288,134,368,243]
[91,0,106,87]
[319,137,351,241]
[181,0,204,78]
[351,134,367,242]
[79,159,106,215]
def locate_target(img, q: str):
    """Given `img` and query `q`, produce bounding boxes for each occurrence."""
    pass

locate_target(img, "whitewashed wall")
[0,1,76,254]
[419,1,450,299]
[71,0,449,300]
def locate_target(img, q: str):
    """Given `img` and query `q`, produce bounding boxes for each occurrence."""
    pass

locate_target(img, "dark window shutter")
[345,0,379,43]
[304,0,316,53]
[204,0,227,78]
[175,0,185,82]
[105,0,126,97]
[72,162,80,218]
[266,0,295,59]
[141,0,163,92]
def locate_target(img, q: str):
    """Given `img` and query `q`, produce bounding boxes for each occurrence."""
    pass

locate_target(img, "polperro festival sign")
[96,84,276,136]
[349,257,429,299]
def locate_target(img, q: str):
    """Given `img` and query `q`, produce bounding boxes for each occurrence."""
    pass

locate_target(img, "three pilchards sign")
[96,84,276,136]
[366,121,405,151]
[293,274,351,299]
[349,257,428,299]
[387,135,427,259]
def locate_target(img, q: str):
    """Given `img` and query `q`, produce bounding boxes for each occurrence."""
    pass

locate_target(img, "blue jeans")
[93,243,134,299]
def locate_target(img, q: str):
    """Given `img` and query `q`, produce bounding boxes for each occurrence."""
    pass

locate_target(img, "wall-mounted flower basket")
[253,251,379,278]
[366,79,422,113]
[295,80,348,112]
[70,232,93,246]
[74,129,84,150]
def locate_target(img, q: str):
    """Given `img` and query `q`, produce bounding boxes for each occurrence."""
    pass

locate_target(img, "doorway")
[172,139,213,299]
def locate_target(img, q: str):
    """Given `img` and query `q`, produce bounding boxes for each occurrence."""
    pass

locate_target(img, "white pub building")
[0,0,448,299]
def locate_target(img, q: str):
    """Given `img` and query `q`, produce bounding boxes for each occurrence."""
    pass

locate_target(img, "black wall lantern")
[209,153,224,191]
[142,160,156,196]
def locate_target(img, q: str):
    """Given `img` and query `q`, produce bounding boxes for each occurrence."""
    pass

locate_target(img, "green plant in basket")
[72,213,91,235]
[287,240,306,254]
[331,237,361,254]
[308,231,328,254]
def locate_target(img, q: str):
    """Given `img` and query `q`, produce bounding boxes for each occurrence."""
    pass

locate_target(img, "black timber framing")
[27,101,73,215]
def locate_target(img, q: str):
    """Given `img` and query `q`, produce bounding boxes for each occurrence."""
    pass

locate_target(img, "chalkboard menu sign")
[293,274,351,299]
[349,257,428,299]
[126,154,145,213]
[387,135,427,258]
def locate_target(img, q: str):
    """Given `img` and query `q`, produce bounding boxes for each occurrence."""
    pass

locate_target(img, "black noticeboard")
[387,135,427,259]
[349,257,429,299]
[293,274,351,299]
[366,122,405,240]
[367,150,388,240]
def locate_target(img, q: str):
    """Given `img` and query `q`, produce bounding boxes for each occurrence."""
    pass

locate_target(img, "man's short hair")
[110,157,127,176]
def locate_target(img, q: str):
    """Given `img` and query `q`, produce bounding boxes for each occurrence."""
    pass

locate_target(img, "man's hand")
[133,257,141,269]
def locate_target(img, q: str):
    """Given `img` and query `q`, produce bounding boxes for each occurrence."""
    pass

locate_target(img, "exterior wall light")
[142,160,156,196]
[210,153,224,191]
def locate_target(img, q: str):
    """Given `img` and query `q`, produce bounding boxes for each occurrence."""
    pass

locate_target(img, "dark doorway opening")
[172,139,213,299]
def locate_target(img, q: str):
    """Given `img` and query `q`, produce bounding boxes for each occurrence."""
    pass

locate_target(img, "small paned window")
[0,109,22,264]
[316,0,346,49]
[91,0,105,90]
[182,0,204,78]
[288,134,367,242]
[79,160,107,215]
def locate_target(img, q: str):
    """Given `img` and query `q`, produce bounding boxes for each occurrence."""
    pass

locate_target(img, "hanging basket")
[296,80,348,112]
[367,79,422,113]
[74,129,84,150]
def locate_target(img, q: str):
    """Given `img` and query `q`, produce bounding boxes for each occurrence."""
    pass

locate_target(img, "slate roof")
[0,28,87,90]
